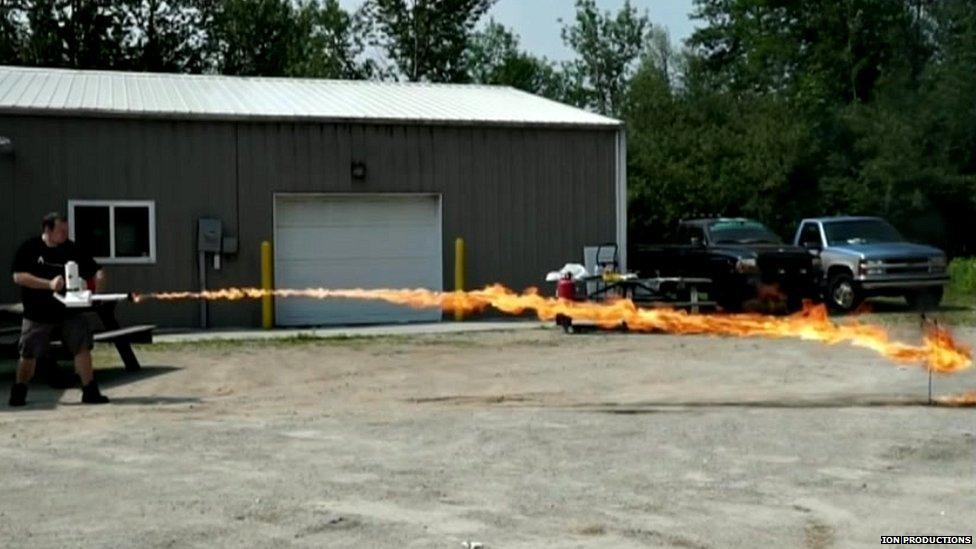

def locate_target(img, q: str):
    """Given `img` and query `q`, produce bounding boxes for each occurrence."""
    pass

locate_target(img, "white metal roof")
[0,65,621,128]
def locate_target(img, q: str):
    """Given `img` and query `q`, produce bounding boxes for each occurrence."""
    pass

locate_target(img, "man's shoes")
[81,381,109,404]
[9,383,27,407]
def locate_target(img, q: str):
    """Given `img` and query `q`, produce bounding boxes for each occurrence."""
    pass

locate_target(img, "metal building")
[0,66,624,327]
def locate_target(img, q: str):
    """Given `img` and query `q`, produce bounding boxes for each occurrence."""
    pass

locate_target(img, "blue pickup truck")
[792,216,949,312]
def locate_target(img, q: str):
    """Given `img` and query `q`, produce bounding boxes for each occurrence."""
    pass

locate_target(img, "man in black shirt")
[9,212,110,406]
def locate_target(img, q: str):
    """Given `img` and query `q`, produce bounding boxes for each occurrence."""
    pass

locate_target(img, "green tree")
[22,0,59,65]
[626,51,812,242]
[922,0,976,180]
[560,0,648,116]
[21,0,124,69]
[362,0,496,82]
[688,0,926,105]
[624,0,976,255]
[288,0,374,79]
[844,0,976,253]
[0,1,26,64]
[203,0,369,78]
[204,0,297,76]
[118,0,208,73]
[465,20,566,98]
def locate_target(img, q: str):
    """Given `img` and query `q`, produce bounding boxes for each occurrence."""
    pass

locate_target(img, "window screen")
[69,201,156,263]
[114,206,151,258]
[73,205,111,258]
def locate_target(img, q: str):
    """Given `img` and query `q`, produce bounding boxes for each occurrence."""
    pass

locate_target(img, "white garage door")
[274,194,443,326]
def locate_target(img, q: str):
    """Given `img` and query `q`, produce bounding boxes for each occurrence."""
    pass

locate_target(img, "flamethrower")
[49,261,133,308]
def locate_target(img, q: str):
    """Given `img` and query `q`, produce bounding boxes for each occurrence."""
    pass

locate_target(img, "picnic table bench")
[555,275,718,334]
[0,301,154,373]
[584,275,716,312]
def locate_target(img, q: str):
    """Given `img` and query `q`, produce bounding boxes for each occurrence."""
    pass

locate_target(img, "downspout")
[615,127,628,272]
[235,123,241,248]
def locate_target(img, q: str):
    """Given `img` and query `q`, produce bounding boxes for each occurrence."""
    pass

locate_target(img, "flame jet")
[139,284,972,372]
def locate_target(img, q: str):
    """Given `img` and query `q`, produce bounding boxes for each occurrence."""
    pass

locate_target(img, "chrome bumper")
[858,276,949,290]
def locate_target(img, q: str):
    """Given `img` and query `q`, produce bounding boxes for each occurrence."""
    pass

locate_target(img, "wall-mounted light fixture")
[0,136,12,156]
[351,161,367,181]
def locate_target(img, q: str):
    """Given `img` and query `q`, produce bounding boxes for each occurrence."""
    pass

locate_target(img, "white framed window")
[68,200,157,264]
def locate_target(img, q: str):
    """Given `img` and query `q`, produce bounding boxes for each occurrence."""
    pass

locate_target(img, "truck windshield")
[708,220,782,244]
[823,219,904,245]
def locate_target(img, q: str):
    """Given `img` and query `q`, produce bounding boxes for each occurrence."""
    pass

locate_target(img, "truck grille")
[757,256,812,283]
[883,257,928,265]
[880,257,930,275]
[885,266,931,275]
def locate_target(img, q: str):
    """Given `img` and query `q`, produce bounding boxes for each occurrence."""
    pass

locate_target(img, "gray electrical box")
[198,218,223,252]
[222,236,238,255]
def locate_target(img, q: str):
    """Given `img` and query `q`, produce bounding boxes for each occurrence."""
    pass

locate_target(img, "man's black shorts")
[18,316,93,359]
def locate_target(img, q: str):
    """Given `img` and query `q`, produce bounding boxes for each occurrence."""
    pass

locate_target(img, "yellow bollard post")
[261,241,274,329]
[454,237,465,321]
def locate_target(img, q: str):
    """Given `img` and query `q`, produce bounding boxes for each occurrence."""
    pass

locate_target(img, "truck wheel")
[905,288,943,311]
[827,272,861,313]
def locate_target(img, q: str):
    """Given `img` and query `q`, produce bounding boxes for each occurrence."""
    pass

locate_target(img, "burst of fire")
[138,285,973,372]
[934,391,976,407]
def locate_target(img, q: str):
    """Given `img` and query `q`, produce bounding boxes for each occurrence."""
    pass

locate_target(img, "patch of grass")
[576,524,607,536]
[136,329,532,353]
[140,333,398,353]
[939,291,976,319]
[948,257,976,297]
[943,258,976,326]
[804,519,836,549]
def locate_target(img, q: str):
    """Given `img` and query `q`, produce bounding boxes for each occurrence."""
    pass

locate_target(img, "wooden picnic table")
[583,275,717,313]
[0,301,154,372]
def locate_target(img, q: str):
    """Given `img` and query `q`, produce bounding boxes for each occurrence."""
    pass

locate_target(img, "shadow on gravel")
[0,365,184,411]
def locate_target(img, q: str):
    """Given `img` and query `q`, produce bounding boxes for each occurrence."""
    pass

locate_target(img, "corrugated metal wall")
[0,145,13,289]
[0,115,617,327]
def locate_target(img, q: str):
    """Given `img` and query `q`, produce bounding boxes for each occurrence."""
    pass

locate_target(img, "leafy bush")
[948,258,976,297]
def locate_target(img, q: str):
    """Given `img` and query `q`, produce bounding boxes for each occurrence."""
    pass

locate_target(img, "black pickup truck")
[631,218,822,311]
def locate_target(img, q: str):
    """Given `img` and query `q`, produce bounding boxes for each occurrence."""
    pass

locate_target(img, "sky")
[337,0,699,62]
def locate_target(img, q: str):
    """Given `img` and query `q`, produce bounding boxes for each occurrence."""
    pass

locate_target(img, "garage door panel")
[276,197,439,227]
[276,258,441,288]
[275,226,440,260]
[279,299,434,326]
[275,194,442,326]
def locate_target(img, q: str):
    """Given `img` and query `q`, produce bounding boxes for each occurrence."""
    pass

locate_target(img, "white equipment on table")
[545,263,590,282]
[53,261,132,308]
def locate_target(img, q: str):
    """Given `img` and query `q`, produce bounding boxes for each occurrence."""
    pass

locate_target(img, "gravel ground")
[1,323,974,548]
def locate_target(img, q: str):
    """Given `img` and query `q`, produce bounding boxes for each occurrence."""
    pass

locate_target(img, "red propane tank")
[556,276,576,301]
